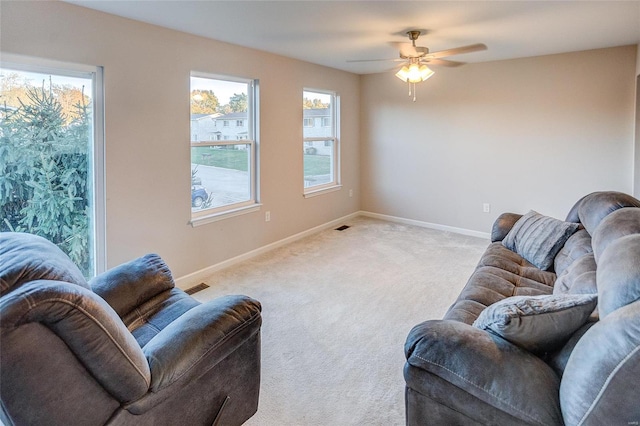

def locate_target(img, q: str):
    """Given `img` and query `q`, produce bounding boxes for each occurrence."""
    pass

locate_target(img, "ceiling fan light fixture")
[395,66,410,82]
[395,63,434,83]
[418,64,435,81]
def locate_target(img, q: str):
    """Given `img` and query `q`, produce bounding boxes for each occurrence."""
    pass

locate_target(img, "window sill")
[190,203,262,227]
[303,184,342,198]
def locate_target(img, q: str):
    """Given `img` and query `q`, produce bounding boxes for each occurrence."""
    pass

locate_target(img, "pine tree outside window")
[0,58,105,278]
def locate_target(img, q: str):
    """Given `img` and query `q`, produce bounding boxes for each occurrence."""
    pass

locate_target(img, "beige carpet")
[192,216,489,426]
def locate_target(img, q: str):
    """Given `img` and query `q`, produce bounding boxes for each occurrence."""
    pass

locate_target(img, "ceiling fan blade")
[424,58,465,67]
[346,58,404,63]
[426,43,487,59]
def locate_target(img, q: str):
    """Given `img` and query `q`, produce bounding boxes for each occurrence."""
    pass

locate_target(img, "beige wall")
[361,46,637,233]
[0,1,360,278]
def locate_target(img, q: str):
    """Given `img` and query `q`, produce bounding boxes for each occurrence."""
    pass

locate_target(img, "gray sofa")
[404,191,640,425]
[0,232,261,425]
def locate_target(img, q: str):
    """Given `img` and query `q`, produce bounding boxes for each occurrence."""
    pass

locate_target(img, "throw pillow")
[472,294,597,353]
[502,210,580,270]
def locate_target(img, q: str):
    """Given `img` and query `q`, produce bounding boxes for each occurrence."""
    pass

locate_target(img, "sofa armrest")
[127,295,262,413]
[405,320,562,425]
[491,213,523,242]
[89,254,174,317]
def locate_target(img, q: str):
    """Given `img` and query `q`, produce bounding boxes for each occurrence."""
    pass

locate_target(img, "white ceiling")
[67,1,640,75]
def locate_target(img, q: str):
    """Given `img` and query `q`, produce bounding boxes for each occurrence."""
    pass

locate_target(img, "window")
[0,57,105,277]
[236,120,243,126]
[190,73,259,224]
[303,89,340,195]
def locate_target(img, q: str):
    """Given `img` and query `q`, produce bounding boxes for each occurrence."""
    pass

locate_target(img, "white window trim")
[189,73,260,224]
[303,89,340,197]
[0,53,106,275]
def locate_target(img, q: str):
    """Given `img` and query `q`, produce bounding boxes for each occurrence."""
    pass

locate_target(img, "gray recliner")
[0,232,262,426]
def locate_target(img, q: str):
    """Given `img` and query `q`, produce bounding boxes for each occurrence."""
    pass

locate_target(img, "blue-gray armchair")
[0,232,261,425]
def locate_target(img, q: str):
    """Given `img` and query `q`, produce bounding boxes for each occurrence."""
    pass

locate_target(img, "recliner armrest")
[89,254,174,317]
[405,320,562,425]
[491,213,523,242]
[127,295,262,414]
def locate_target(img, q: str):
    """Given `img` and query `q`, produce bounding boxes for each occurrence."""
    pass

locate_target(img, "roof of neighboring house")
[190,113,220,120]
[192,108,330,121]
[303,108,330,117]
[216,111,247,120]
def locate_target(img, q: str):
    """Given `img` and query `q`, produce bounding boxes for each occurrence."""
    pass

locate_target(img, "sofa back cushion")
[553,229,593,276]
[559,300,640,426]
[597,234,640,318]
[553,253,597,297]
[576,191,640,236]
[0,232,89,297]
[592,207,640,263]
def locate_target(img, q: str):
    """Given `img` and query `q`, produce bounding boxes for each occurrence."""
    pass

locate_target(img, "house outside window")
[190,73,260,225]
[0,57,105,277]
[303,89,340,196]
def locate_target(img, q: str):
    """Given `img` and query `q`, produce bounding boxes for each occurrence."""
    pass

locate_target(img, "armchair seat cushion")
[124,288,200,347]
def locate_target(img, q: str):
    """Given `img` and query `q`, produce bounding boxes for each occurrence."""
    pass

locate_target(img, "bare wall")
[361,45,637,233]
[0,1,361,278]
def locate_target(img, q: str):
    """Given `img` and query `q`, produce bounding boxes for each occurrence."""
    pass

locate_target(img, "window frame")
[189,72,260,226]
[303,88,341,197]
[0,53,106,275]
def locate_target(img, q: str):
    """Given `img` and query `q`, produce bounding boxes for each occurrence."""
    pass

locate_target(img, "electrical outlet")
[483,203,491,213]
[265,211,271,222]
[349,189,353,198]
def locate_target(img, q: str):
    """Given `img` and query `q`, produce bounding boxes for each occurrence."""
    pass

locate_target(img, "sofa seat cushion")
[445,243,556,324]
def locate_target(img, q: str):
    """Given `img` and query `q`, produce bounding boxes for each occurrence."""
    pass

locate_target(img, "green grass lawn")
[192,146,331,176]
[303,154,331,176]
[192,146,249,171]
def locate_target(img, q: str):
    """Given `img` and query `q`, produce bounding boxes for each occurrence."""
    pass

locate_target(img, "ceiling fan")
[350,31,487,101]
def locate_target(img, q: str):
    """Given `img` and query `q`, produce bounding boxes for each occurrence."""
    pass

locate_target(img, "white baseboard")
[359,211,491,240]
[175,211,361,290]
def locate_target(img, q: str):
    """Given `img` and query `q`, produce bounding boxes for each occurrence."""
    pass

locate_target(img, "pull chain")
[406,80,417,102]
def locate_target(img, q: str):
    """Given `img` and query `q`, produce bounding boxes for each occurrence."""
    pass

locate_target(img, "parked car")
[191,185,209,208]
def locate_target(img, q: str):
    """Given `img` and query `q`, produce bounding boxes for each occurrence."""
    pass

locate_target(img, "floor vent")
[335,225,350,231]
[185,283,210,295]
